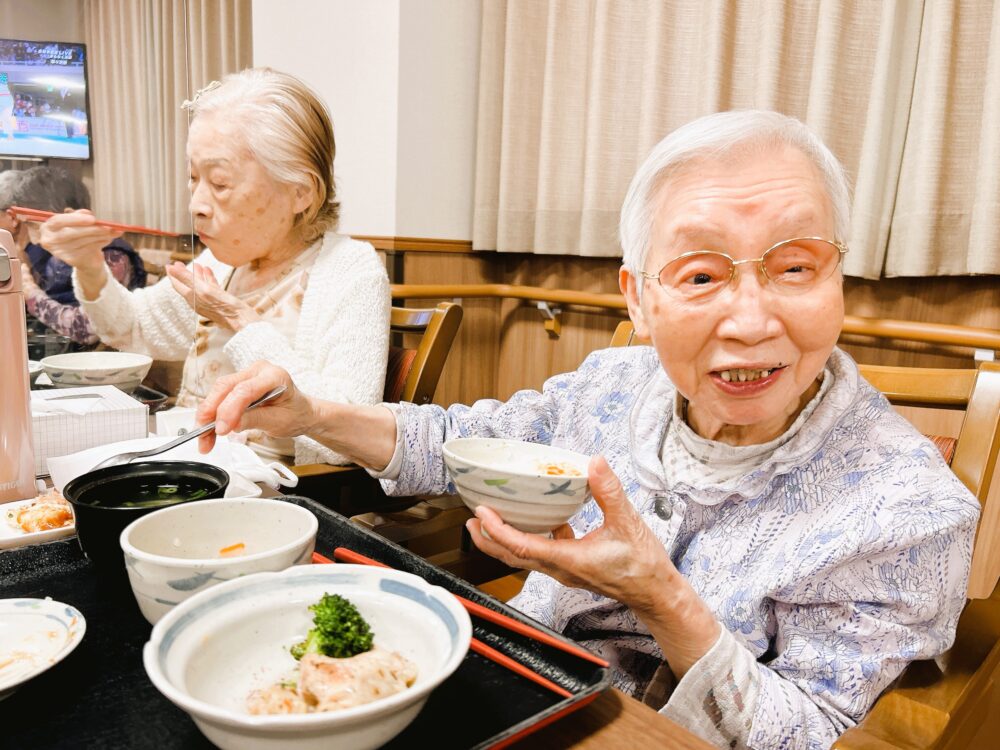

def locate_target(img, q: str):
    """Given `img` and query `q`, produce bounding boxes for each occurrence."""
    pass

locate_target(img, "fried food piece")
[246,683,309,715]
[8,489,74,533]
[297,649,418,712]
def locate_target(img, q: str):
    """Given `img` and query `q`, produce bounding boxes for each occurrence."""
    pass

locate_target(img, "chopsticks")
[325,547,608,667]
[10,206,181,238]
[311,550,597,699]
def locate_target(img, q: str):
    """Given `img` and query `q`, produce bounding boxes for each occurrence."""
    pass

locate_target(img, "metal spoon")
[88,385,286,471]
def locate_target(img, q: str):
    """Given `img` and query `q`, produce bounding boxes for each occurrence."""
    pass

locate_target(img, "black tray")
[0,495,610,749]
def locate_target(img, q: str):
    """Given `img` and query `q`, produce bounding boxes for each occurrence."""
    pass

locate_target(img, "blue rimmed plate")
[0,598,86,699]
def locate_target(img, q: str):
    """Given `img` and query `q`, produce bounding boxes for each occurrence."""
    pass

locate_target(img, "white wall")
[252,0,480,240]
[252,0,400,235]
[0,0,82,43]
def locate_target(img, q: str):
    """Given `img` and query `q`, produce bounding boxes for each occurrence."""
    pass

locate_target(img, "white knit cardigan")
[72,232,391,465]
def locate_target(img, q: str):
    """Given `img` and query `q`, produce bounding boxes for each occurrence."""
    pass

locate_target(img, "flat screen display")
[0,39,90,160]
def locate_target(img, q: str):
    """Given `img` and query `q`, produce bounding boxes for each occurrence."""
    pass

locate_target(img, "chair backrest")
[384,302,463,405]
[607,321,1000,599]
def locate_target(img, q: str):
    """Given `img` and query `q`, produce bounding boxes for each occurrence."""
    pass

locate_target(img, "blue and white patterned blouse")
[381,347,979,749]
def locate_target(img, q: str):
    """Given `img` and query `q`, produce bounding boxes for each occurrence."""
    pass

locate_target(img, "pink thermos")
[0,228,36,503]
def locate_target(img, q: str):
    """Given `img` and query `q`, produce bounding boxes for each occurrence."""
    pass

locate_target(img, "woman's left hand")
[166,262,260,331]
[468,454,675,616]
[469,454,721,677]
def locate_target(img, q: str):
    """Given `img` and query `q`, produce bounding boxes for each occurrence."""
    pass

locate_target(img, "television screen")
[0,38,90,160]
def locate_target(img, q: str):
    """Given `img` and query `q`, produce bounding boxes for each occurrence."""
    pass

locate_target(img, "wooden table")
[514,687,714,749]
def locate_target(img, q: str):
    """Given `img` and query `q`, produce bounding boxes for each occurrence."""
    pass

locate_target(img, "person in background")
[0,166,146,346]
[195,110,979,748]
[35,68,390,465]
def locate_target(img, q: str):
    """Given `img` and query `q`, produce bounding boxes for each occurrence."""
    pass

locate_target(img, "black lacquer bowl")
[63,461,229,565]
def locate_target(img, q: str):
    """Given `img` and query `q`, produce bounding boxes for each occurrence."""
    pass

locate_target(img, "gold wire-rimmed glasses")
[640,237,848,302]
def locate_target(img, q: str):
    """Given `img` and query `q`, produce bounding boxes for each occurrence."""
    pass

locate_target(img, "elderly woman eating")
[194,110,979,748]
[34,67,390,464]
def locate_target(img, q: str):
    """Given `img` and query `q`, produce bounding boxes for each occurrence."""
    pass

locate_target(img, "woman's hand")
[468,454,721,677]
[166,262,260,331]
[36,210,122,299]
[196,361,317,454]
[468,455,674,613]
[37,210,120,274]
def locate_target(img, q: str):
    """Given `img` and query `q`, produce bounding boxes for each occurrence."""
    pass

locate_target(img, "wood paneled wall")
[401,249,999,438]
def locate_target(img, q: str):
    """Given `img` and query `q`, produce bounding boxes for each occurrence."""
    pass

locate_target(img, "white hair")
[619,110,851,282]
[184,68,339,242]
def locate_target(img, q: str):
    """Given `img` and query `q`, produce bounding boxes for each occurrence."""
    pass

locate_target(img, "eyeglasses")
[640,237,848,302]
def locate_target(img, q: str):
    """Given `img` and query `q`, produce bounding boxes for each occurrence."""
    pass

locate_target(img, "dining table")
[514,687,715,749]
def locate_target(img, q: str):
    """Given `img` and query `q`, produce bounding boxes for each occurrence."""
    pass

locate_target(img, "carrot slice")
[218,542,246,556]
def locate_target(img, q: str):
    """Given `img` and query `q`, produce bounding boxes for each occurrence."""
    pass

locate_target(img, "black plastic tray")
[0,495,609,749]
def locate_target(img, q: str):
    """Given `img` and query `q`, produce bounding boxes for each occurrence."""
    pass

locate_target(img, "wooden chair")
[290,302,462,512]
[609,319,1000,747]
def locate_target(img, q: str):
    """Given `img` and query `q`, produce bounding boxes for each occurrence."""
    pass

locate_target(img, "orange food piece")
[539,462,582,477]
[218,542,246,557]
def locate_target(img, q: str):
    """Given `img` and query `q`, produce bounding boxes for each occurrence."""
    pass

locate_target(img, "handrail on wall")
[390,283,1000,356]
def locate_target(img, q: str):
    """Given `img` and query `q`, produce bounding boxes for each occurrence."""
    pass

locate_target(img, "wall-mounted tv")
[0,38,90,160]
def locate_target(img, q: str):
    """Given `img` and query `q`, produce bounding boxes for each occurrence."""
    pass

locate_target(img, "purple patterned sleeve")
[24,248,138,345]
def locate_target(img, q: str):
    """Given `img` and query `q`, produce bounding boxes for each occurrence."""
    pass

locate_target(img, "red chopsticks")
[10,206,181,238]
[325,547,609,668]
[311,550,605,699]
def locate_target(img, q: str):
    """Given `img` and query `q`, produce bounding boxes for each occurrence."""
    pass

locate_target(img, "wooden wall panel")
[400,252,502,407]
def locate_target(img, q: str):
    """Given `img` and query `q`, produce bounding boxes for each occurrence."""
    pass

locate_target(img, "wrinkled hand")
[467,455,677,617]
[37,209,120,274]
[166,262,260,331]
[196,361,316,454]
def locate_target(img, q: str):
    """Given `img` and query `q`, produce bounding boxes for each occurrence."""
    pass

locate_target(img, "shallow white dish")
[442,437,591,533]
[0,598,86,700]
[121,498,318,624]
[40,351,153,392]
[143,564,471,750]
[0,496,76,550]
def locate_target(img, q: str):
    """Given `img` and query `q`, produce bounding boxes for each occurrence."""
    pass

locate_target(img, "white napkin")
[46,435,299,496]
[31,391,104,416]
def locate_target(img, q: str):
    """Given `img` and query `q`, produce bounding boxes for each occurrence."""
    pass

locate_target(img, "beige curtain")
[886,0,1000,276]
[82,0,252,232]
[474,0,1000,278]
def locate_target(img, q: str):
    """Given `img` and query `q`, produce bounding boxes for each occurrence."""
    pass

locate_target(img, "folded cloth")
[46,435,300,495]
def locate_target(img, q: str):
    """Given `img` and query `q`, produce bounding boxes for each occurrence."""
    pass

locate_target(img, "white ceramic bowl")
[143,564,471,750]
[27,359,43,387]
[442,437,591,533]
[40,351,153,392]
[120,498,318,624]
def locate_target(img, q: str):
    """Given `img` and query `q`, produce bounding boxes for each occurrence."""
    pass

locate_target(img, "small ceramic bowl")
[120,498,318,624]
[442,437,591,533]
[27,359,43,387]
[143,564,471,750]
[40,351,153,392]
[63,460,229,566]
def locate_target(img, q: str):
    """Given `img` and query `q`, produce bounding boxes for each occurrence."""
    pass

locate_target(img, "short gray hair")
[0,166,90,212]
[184,68,339,243]
[619,110,851,278]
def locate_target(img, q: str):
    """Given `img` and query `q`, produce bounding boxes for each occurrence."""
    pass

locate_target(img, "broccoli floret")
[290,593,373,660]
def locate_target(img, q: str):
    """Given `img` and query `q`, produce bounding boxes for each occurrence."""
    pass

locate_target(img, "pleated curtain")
[82,0,252,232]
[473,0,1000,278]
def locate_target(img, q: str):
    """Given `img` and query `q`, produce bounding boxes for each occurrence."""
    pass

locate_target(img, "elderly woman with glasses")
[195,111,978,748]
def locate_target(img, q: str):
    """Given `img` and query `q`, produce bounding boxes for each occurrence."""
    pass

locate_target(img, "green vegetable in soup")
[290,593,373,660]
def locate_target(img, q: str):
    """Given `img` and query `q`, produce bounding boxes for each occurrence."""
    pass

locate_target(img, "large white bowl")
[143,564,471,750]
[442,437,591,533]
[120,498,318,624]
[40,351,153,392]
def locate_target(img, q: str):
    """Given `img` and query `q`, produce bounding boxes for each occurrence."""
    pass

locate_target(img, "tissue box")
[32,386,148,475]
